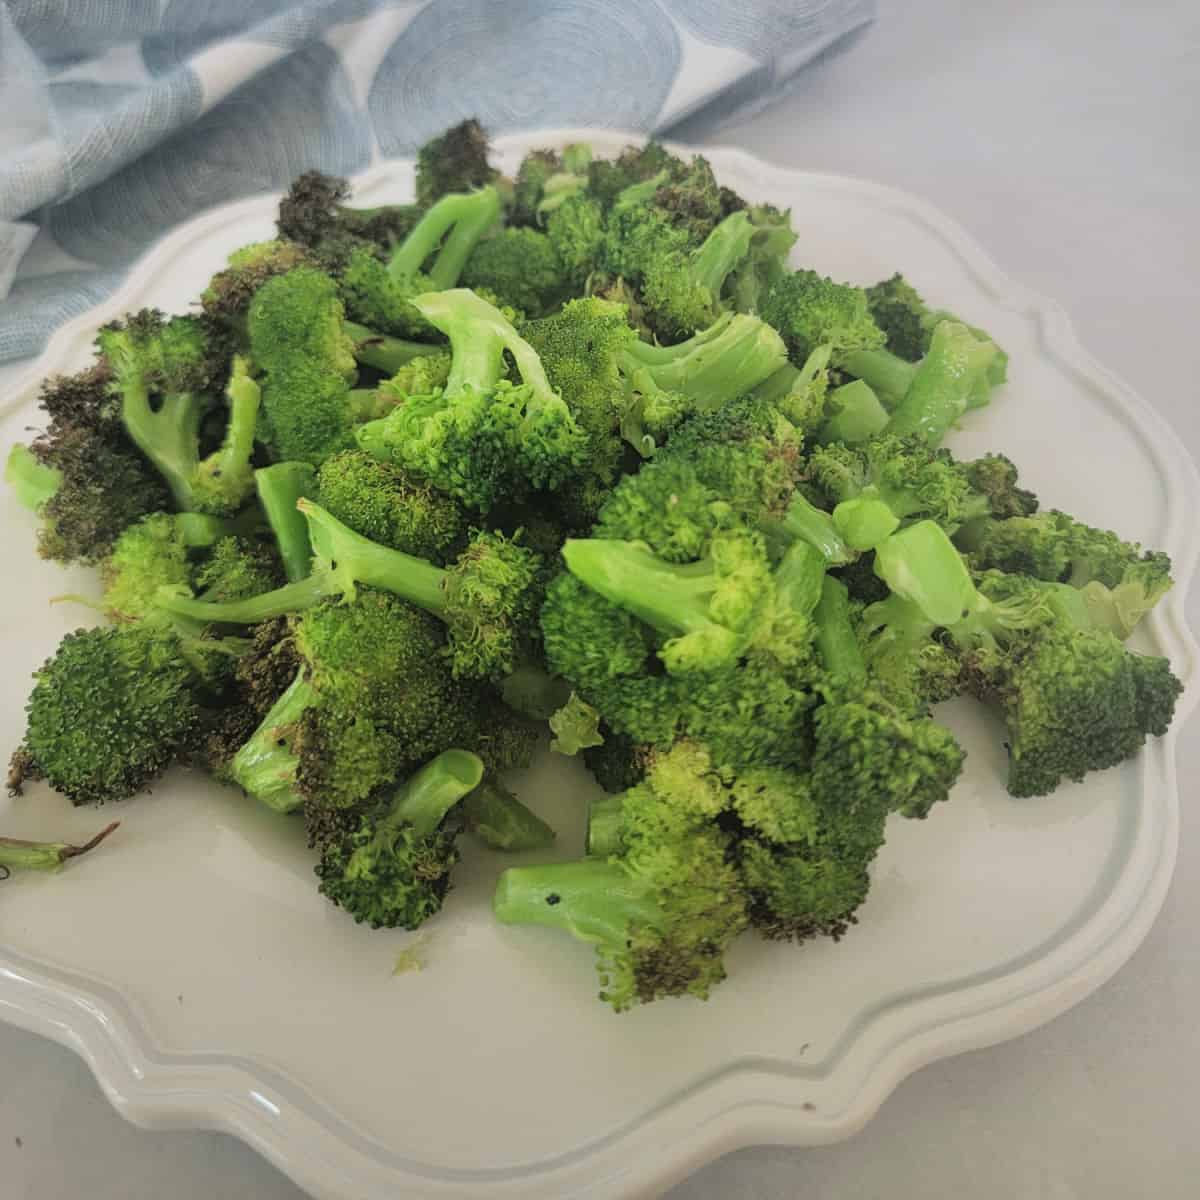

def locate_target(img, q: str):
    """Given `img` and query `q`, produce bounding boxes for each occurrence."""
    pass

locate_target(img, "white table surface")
[3,2,1198,1197]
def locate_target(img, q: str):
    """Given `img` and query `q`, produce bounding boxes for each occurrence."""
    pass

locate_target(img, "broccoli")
[315,449,466,563]
[160,499,544,683]
[338,185,502,338]
[725,204,799,314]
[958,509,1172,638]
[356,289,587,509]
[316,749,485,928]
[807,434,993,550]
[95,313,257,516]
[460,777,556,851]
[226,591,480,816]
[0,822,119,874]
[254,462,317,582]
[865,521,1181,795]
[9,362,169,568]
[758,270,886,366]
[10,621,238,806]
[586,141,688,210]
[493,740,749,1011]
[277,170,423,267]
[548,692,604,755]
[201,239,315,326]
[461,227,566,317]
[415,118,498,208]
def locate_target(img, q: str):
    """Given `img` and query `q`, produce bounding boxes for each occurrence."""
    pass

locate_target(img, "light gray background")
[3,1,1198,1196]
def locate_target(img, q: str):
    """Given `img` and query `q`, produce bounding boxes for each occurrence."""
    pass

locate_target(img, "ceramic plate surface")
[1,131,1197,1200]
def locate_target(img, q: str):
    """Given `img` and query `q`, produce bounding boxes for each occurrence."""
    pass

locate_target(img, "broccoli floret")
[160,499,544,683]
[201,239,315,325]
[11,623,231,806]
[461,228,566,317]
[960,509,1173,638]
[586,141,688,210]
[15,360,170,563]
[758,270,886,366]
[545,193,605,288]
[356,289,587,509]
[415,119,498,208]
[316,749,485,928]
[338,186,502,338]
[807,434,993,550]
[94,313,256,516]
[226,591,478,816]
[0,822,120,873]
[582,728,650,794]
[548,692,604,755]
[493,740,749,1011]
[316,449,466,563]
[246,268,370,464]
[194,536,283,603]
[277,170,423,261]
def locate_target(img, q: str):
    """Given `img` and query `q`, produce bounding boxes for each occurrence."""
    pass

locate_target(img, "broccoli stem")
[387,186,501,287]
[175,511,260,548]
[690,211,755,298]
[383,749,485,838]
[840,348,916,408]
[255,463,317,582]
[774,493,853,565]
[586,794,625,857]
[833,496,901,551]
[873,520,977,627]
[814,576,866,680]
[773,540,826,618]
[886,322,998,446]
[229,671,319,814]
[493,858,660,943]
[818,379,889,444]
[344,323,438,374]
[160,572,338,624]
[620,312,787,410]
[121,380,203,511]
[751,362,800,405]
[0,822,119,872]
[561,538,723,641]
[461,778,555,851]
[5,444,62,512]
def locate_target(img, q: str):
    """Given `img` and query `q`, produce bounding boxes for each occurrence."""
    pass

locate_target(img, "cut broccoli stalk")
[884,322,999,446]
[493,857,662,945]
[773,540,827,619]
[229,672,319,814]
[586,793,625,857]
[818,379,889,444]
[772,492,854,565]
[255,463,317,582]
[839,347,917,409]
[6,444,62,512]
[389,186,502,289]
[344,324,439,374]
[813,575,866,680]
[461,778,555,851]
[873,520,977,627]
[833,496,901,551]
[0,822,119,873]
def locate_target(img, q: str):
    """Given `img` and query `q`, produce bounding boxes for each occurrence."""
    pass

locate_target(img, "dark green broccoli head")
[415,119,498,208]
[15,624,213,805]
[864,273,928,361]
[201,240,315,323]
[510,148,563,225]
[961,454,1039,520]
[194,536,283,603]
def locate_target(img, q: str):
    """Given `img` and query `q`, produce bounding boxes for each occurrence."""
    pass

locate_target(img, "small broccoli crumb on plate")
[0,123,1195,1200]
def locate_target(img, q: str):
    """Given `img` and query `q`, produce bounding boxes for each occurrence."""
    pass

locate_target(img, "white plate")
[1,132,1197,1200]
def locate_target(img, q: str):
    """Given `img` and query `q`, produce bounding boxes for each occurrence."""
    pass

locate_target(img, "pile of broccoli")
[3,120,1184,1012]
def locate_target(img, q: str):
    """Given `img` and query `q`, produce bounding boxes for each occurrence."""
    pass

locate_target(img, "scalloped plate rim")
[1,129,1197,1200]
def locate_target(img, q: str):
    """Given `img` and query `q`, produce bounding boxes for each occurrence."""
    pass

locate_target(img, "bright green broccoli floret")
[96,312,256,515]
[461,227,566,317]
[159,500,544,683]
[758,270,886,366]
[356,289,586,509]
[201,239,315,325]
[493,740,749,1011]
[316,449,466,563]
[316,749,485,929]
[807,434,993,550]
[339,186,502,337]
